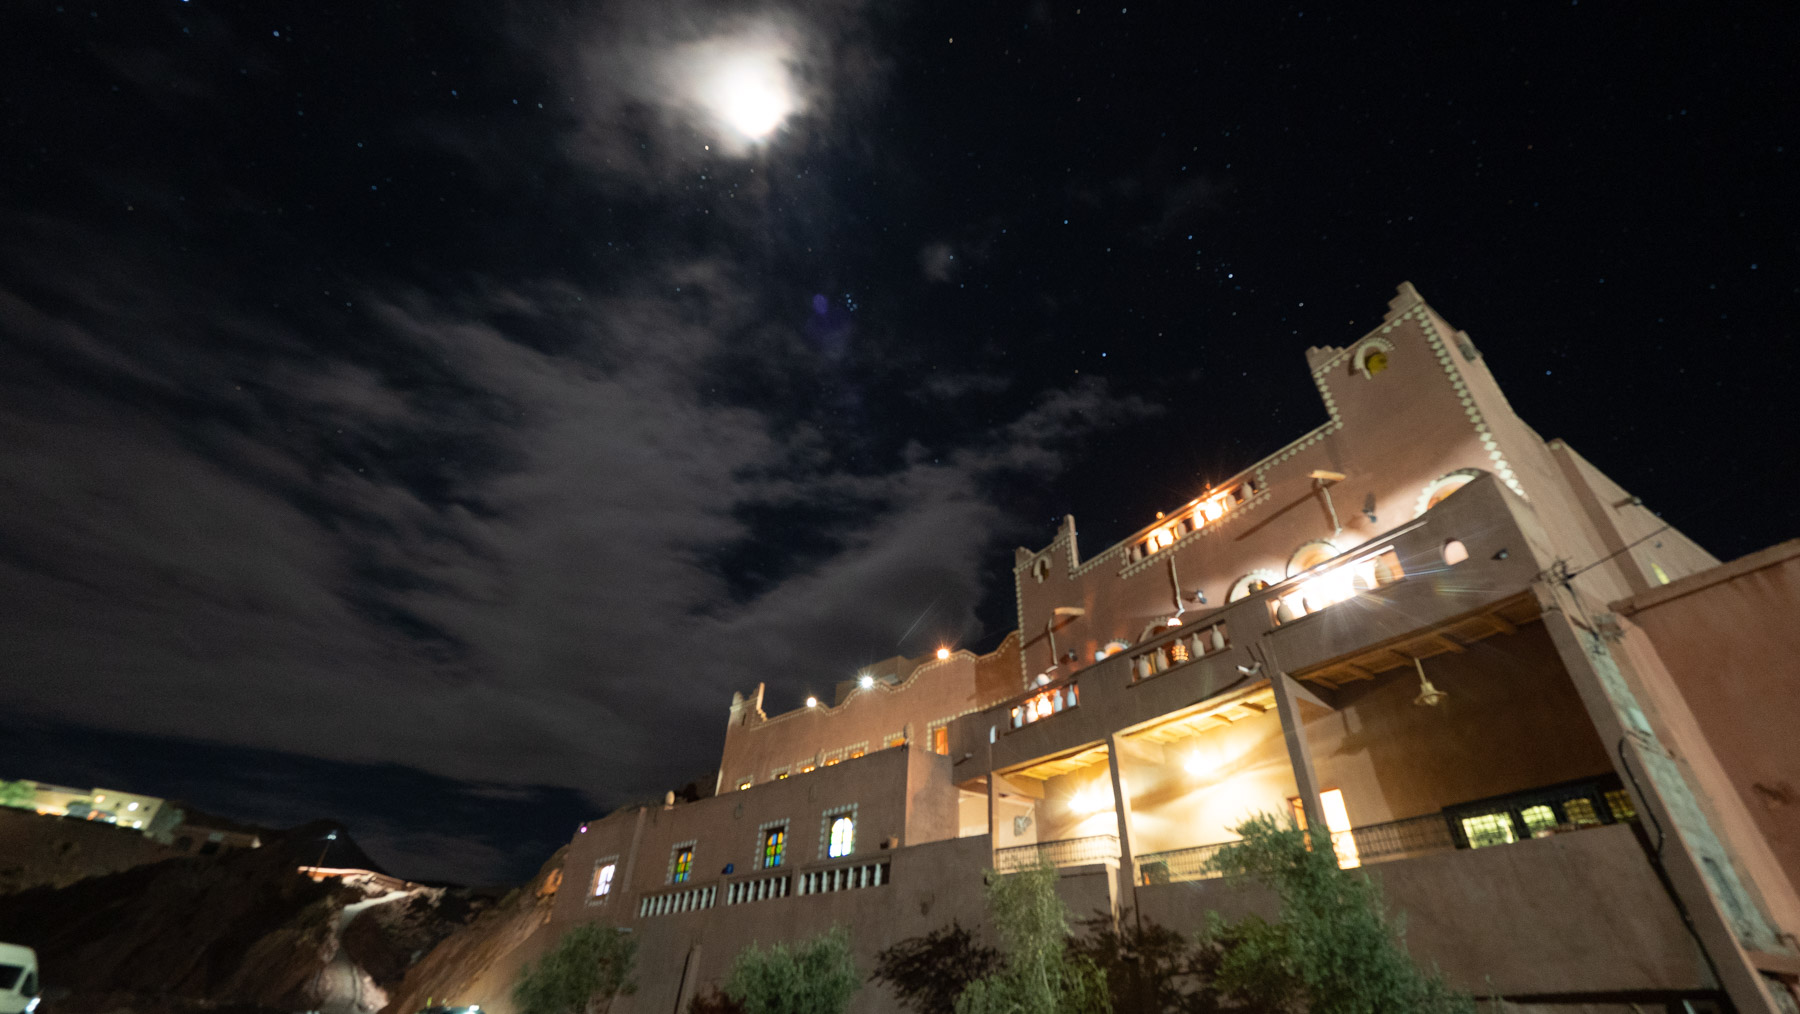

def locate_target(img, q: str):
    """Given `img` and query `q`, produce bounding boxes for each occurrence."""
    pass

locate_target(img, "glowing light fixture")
[1068,784,1115,815]
[859,675,874,689]
[1412,657,1447,707]
[1320,788,1360,868]
[805,695,819,708]
[1182,752,1212,776]
[937,647,951,660]
[579,824,588,833]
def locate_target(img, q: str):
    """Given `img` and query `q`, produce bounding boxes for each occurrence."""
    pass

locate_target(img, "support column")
[1542,600,1794,1013]
[1105,732,1136,912]
[1268,664,1326,836]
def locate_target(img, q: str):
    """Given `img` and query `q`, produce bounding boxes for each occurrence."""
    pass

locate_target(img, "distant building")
[0,782,256,853]
[492,285,1800,1011]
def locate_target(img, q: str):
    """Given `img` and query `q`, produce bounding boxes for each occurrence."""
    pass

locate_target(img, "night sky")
[2,0,1794,885]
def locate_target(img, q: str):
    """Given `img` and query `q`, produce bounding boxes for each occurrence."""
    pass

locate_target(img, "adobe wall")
[1613,540,1800,932]
[1136,824,1712,996]
[1010,284,1714,685]
[1304,621,1614,829]
[717,634,1021,792]
[558,746,919,924]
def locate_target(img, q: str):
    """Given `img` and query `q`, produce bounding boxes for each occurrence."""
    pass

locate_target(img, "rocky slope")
[0,822,491,1014]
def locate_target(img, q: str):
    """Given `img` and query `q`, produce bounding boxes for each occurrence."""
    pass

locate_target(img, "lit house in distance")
[496,284,1800,1012]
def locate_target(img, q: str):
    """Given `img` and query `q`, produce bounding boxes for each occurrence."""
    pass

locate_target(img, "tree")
[1201,813,1474,1014]
[0,780,33,810]
[871,921,1002,1014]
[1070,911,1231,1014]
[513,925,639,1014]
[954,863,1111,1014]
[724,925,861,1014]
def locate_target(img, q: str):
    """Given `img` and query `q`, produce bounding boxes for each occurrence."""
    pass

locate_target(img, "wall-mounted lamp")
[858,675,874,689]
[1193,589,1208,604]
[805,696,819,708]
[1492,548,1509,561]
[1236,662,1263,677]
[936,647,952,660]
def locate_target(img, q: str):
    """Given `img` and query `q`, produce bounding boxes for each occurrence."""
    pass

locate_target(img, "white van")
[0,943,38,1014]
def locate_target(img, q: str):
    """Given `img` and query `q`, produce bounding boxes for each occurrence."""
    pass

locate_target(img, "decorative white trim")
[1352,337,1396,379]
[1286,539,1342,578]
[1227,569,1283,603]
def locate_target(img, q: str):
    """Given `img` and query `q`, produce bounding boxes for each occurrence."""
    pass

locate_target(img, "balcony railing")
[1133,779,1638,886]
[725,872,791,905]
[1008,679,1079,730]
[1267,546,1406,626]
[638,882,718,918]
[1130,622,1230,682]
[995,834,1121,873]
[798,859,889,895]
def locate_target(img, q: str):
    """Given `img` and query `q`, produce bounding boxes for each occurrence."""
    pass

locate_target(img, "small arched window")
[1287,540,1342,578]
[1353,339,1396,379]
[1415,469,1487,518]
[1227,570,1282,603]
[1442,539,1469,566]
[828,815,855,858]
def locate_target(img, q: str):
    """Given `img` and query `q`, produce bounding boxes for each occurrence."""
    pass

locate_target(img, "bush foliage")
[513,925,639,1014]
[1202,813,1475,1014]
[952,863,1110,1014]
[724,925,861,1014]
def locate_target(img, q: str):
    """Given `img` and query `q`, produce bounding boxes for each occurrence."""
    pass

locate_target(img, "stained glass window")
[593,862,615,898]
[828,815,854,858]
[762,827,786,868]
[1604,789,1638,822]
[671,846,693,883]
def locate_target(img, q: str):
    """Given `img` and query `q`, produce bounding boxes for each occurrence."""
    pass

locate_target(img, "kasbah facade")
[460,284,1800,1012]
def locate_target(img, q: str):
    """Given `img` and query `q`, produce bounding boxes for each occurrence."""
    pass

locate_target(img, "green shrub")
[1202,813,1474,1014]
[953,863,1110,1014]
[513,924,639,1014]
[871,920,1002,1014]
[724,925,861,1014]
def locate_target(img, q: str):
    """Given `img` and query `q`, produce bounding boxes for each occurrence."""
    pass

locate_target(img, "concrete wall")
[1614,539,1800,935]
[1137,824,1712,997]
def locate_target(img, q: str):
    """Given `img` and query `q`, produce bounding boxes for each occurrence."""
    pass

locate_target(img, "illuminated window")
[1354,340,1394,378]
[1442,539,1469,565]
[1564,798,1602,827]
[669,844,695,883]
[1460,813,1517,849]
[761,826,786,869]
[1320,789,1359,869]
[1604,790,1637,822]
[1227,571,1280,603]
[1287,540,1342,578]
[828,816,855,858]
[592,861,617,898]
[1520,805,1558,836]
[932,726,950,756]
[1416,469,1484,517]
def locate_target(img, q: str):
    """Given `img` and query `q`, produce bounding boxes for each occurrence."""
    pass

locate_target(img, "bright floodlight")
[937,647,951,660]
[806,695,818,708]
[859,675,874,689]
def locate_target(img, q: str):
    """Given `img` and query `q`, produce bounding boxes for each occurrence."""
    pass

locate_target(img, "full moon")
[706,53,794,140]
[670,28,802,149]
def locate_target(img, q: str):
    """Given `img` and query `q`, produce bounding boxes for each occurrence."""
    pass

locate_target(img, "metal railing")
[1344,813,1456,863]
[798,859,889,895]
[1134,840,1236,884]
[995,834,1120,873]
